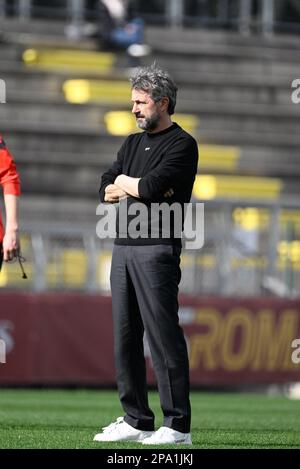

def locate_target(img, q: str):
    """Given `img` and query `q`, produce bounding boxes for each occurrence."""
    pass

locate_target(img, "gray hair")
[130,65,178,115]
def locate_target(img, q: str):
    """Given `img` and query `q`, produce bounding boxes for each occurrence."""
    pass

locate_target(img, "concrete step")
[179,85,293,108]
[2,31,97,50]
[12,145,300,178]
[18,160,102,197]
[2,116,300,151]
[16,159,300,198]
[148,31,300,62]
[150,37,300,62]
[3,19,300,51]
[15,145,300,197]
[197,124,300,148]
[2,27,299,82]
[238,147,300,177]
[5,133,300,196]
[0,101,105,129]
[1,67,130,105]
[1,100,299,144]
[0,43,23,60]
[0,45,297,95]
[0,55,294,88]
[5,129,122,162]
[1,63,296,115]
[16,151,112,168]
[198,111,300,136]
[1,21,299,82]
[2,68,293,109]
[0,18,67,37]
[0,46,129,76]
[19,195,98,227]
[176,99,298,117]
[3,134,300,197]
[152,54,299,81]
[17,192,300,235]
[0,60,127,78]
[146,26,300,50]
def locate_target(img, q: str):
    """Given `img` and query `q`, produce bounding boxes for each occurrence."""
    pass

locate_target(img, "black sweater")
[99,123,198,245]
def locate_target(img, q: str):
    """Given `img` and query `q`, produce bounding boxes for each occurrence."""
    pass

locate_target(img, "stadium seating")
[0,17,300,294]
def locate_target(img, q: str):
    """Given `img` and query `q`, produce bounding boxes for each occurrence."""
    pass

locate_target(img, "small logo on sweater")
[145,147,151,151]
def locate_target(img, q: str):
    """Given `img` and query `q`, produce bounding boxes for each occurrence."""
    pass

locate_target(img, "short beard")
[136,112,160,132]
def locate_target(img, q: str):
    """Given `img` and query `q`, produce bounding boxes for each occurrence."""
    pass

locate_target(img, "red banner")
[179,296,300,385]
[0,293,300,385]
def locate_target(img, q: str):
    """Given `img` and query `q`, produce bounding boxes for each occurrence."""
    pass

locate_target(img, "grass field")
[0,389,300,449]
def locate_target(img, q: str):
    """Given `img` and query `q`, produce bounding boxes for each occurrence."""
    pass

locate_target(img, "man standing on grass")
[94,65,198,445]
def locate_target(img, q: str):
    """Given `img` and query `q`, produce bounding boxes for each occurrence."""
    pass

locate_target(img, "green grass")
[0,389,300,449]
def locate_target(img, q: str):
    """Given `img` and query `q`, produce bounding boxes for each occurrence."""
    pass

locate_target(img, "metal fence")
[1,198,299,297]
[1,0,300,35]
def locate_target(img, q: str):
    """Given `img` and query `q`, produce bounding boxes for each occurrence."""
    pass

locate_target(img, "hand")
[104,184,128,203]
[164,188,174,198]
[114,174,140,198]
[3,228,20,261]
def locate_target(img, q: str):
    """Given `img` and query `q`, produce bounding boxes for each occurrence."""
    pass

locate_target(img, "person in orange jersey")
[0,134,21,271]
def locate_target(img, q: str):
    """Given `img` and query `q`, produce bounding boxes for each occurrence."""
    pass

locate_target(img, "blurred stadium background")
[0,0,300,396]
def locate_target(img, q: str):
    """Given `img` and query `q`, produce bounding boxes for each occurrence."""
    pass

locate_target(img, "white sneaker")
[93,417,154,442]
[142,426,192,445]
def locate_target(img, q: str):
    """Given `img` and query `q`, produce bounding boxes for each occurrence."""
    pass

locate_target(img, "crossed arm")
[101,138,198,204]
[104,175,139,203]
[104,175,173,203]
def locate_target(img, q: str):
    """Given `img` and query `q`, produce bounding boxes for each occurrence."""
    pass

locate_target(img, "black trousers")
[110,244,191,433]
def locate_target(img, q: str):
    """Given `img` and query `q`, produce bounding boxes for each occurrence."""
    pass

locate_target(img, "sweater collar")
[146,122,178,138]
